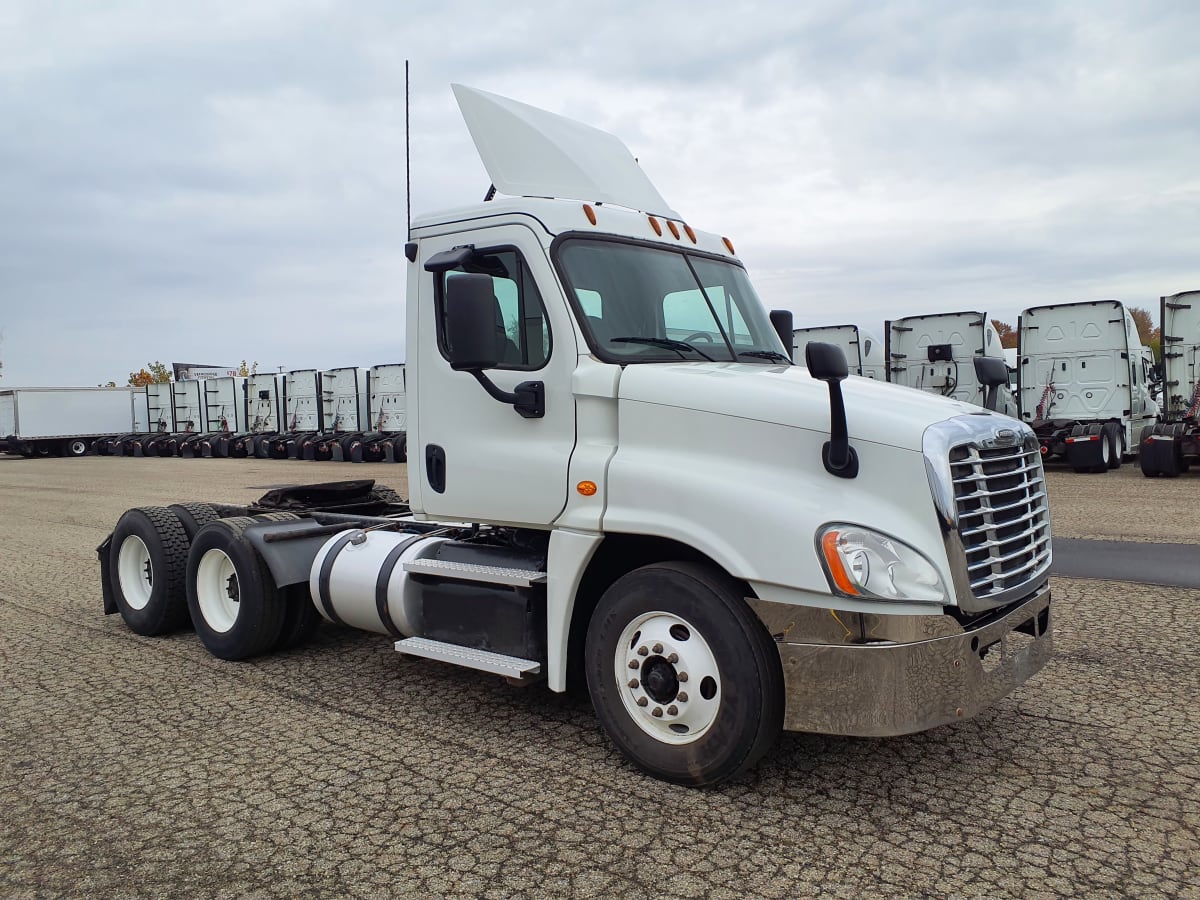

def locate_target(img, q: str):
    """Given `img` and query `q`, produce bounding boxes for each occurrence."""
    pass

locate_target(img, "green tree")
[128,361,172,387]
[1128,306,1161,361]
[991,320,1018,349]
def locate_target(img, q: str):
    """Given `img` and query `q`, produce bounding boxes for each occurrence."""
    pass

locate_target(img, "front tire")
[584,562,783,786]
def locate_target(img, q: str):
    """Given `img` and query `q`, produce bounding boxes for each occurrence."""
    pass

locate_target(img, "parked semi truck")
[98,84,1054,785]
[1142,289,1199,476]
[792,325,886,379]
[344,363,408,463]
[0,387,139,457]
[886,311,1018,417]
[1018,300,1158,473]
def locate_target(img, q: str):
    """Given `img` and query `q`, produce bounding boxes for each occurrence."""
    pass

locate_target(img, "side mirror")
[445,273,499,372]
[769,309,794,358]
[805,341,849,381]
[804,342,857,478]
[973,356,1009,412]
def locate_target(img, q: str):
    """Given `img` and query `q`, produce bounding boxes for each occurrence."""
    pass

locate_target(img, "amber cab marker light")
[667,220,680,239]
[583,204,597,225]
[577,481,598,496]
[722,236,736,254]
[648,216,663,236]
[683,224,697,243]
[821,531,859,596]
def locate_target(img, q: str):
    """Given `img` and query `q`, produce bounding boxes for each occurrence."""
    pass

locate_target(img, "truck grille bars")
[923,416,1052,613]
[950,441,1051,600]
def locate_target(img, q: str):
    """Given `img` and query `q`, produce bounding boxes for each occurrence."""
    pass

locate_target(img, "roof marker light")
[648,216,662,236]
[683,224,697,243]
[583,204,597,225]
[722,236,736,254]
[667,221,680,239]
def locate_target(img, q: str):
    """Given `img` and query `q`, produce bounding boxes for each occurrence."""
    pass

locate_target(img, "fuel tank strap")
[375,535,427,638]
[317,532,360,626]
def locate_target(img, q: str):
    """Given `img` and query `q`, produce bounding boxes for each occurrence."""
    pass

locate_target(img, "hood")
[617,362,992,452]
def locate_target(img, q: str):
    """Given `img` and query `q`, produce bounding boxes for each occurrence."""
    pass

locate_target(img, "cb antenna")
[405,60,411,241]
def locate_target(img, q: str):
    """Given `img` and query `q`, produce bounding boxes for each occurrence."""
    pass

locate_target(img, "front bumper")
[764,584,1052,737]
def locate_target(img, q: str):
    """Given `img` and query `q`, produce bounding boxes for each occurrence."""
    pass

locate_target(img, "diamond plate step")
[402,558,547,587]
[395,637,542,678]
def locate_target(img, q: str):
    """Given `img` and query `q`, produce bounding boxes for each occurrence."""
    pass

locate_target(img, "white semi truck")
[886,311,1018,417]
[792,325,886,380]
[0,387,139,457]
[1018,300,1159,472]
[98,85,1054,786]
[1142,289,1200,476]
[343,363,408,463]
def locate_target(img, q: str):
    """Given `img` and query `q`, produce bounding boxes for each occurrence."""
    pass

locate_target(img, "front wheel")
[584,562,783,786]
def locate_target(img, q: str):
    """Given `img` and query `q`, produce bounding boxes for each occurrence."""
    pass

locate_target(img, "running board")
[395,637,542,679]
[402,558,547,587]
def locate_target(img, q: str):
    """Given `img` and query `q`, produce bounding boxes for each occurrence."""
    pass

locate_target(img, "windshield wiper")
[738,350,791,363]
[610,337,715,361]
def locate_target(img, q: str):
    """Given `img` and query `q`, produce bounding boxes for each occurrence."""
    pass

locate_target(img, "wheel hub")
[615,612,721,745]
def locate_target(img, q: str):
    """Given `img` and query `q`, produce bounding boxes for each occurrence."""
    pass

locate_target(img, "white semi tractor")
[1142,289,1200,476]
[886,311,1018,417]
[98,85,1054,786]
[343,363,408,463]
[0,387,140,457]
[1018,300,1158,472]
[792,325,886,380]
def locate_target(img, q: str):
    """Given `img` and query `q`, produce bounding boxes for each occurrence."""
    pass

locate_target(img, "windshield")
[555,237,791,364]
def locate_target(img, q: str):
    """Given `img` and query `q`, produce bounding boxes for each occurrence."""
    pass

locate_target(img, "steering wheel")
[683,332,715,343]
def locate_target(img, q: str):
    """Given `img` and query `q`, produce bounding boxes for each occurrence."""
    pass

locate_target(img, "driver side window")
[437,248,551,371]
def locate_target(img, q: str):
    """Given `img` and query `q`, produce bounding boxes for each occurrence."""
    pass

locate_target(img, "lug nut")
[667,652,678,664]
[637,646,649,657]
[652,707,663,718]
[667,705,678,716]
[637,697,648,707]
[677,672,688,682]
[676,692,688,702]
[652,643,663,654]
[628,660,640,670]
[628,679,639,689]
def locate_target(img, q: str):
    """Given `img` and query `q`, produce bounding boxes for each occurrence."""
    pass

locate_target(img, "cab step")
[402,558,547,587]
[394,637,542,679]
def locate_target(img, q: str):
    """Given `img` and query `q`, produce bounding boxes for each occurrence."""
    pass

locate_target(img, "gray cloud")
[1,0,1197,385]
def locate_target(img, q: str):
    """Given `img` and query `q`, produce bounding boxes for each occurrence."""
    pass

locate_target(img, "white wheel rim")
[117,535,154,610]
[196,548,240,633]
[70,441,86,455]
[615,611,721,745]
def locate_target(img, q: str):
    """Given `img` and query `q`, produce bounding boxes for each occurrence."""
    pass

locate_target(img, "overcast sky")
[1,0,1197,386]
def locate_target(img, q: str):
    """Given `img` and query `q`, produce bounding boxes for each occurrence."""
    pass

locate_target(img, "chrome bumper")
[762,585,1052,737]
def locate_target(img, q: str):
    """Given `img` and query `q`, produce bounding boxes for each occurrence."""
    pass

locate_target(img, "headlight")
[817,525,947,604]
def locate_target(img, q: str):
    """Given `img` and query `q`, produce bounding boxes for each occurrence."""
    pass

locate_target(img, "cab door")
[411,224,578,527]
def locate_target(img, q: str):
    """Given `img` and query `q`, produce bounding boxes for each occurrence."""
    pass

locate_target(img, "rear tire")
[584,561,783,786]
[169,503,220,541]
[109,507,191,635]
[1102,423,1122,470]
[64,439,89,457]
[186,517,289,660]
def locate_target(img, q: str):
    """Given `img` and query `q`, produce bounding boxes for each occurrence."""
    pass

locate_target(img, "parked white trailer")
[792,325,886,380]
[1018,300,1159,472]
[99,84,1054,787]
[0,387,137,457]
[886,311,1017,417]
[1142,290,1200,476]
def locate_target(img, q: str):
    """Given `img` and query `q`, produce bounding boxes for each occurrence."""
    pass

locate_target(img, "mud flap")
[97,535,117,615]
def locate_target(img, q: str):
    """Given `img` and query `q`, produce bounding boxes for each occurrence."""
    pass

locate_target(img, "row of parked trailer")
[791,292,1200,476]
[0,364,408,464]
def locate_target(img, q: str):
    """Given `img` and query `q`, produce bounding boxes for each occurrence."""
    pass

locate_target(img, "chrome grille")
[949,441,1051,599]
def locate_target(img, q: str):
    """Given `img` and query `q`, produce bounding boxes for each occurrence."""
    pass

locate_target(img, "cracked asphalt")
[1,456,1197,897]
